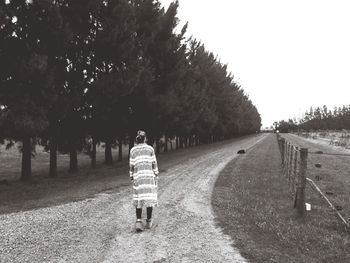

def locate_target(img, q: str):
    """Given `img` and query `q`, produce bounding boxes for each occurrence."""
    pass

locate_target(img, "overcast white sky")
[160,0,350,128]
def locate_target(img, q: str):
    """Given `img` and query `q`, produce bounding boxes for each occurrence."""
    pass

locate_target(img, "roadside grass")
[212,134,350,263]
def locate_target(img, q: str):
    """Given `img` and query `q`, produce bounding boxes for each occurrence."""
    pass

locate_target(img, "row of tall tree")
[0,0,261,180]
[299,105,350,131]
[275,105,350,132]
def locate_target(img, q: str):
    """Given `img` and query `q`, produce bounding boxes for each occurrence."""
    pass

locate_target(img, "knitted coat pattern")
[129,143,159,208]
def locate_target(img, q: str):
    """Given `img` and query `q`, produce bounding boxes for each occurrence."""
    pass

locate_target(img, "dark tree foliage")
[85,0,143,165]
[130,0,187,146]
[58,0,99,173]
[187,40,261,142]
[0,0,262,180]
[299,105,350,131]
[0,0,69,180]
[274,119,298,133]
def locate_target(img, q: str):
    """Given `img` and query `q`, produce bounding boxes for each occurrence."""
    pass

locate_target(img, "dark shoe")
[135,220,143,232]
[145,219,153,229]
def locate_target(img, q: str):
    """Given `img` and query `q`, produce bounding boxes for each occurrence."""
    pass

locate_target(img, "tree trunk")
[196,135,200,146]
[105,140,113,165]
[176,136,179,150]
[184,136,188,148]
[69,142,78,173]
[156,139,160,154]
[188,136,192,147]
[164,136,168,152]
[128,138,134,159]
[49,136,58,177]
[179,136,183,149]
[21,136,32,181]
[91,136,97,169]
[118,137,123,162]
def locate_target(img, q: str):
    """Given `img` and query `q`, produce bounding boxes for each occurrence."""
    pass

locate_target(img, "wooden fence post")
[286,143,291,177]
[295,148,308,217]
[288,144,293,179]
[284,140,288,167]
[292,147,298,195]
[281,138,285,166]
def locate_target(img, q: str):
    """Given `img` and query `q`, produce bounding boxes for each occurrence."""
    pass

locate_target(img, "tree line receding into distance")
[275,105,350,133]
[0,0,261,180]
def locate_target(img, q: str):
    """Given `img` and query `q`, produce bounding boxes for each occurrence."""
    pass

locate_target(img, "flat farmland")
[284,133,350,227]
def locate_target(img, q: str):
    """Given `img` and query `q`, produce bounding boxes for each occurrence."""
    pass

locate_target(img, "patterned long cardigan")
[129,143,159,208]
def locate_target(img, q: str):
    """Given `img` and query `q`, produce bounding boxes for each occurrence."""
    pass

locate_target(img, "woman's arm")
[129,164,135,180]
[129,150,135,180]
[151,149,159,176]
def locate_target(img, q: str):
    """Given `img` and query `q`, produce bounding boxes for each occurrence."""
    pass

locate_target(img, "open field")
[212,134,350,263]
[296,130,350,149]
[284,133,350,228]
[0,143,131,182]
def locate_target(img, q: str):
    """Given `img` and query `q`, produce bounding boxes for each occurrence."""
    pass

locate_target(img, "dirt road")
[0,134,267,263]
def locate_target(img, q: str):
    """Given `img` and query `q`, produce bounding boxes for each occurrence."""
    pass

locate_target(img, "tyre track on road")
[103,134,267,263]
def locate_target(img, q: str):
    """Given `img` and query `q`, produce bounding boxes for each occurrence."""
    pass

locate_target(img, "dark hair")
[136,130,146,144]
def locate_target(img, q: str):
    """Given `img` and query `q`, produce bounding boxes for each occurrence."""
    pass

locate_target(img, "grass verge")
[212,134,350,263]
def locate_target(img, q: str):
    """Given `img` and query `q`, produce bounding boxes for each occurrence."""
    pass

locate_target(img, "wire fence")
[276,134,307,217]
[308,151,350,157]
[276,134,349,230]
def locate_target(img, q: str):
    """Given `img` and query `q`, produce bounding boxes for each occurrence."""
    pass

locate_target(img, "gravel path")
[0,134,266,263]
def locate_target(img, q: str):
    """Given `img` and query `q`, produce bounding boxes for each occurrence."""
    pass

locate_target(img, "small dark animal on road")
[0,179,9,185]
[237,149,245,154]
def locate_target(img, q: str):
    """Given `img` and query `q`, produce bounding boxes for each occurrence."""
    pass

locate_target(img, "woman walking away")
[129,130,159,232]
